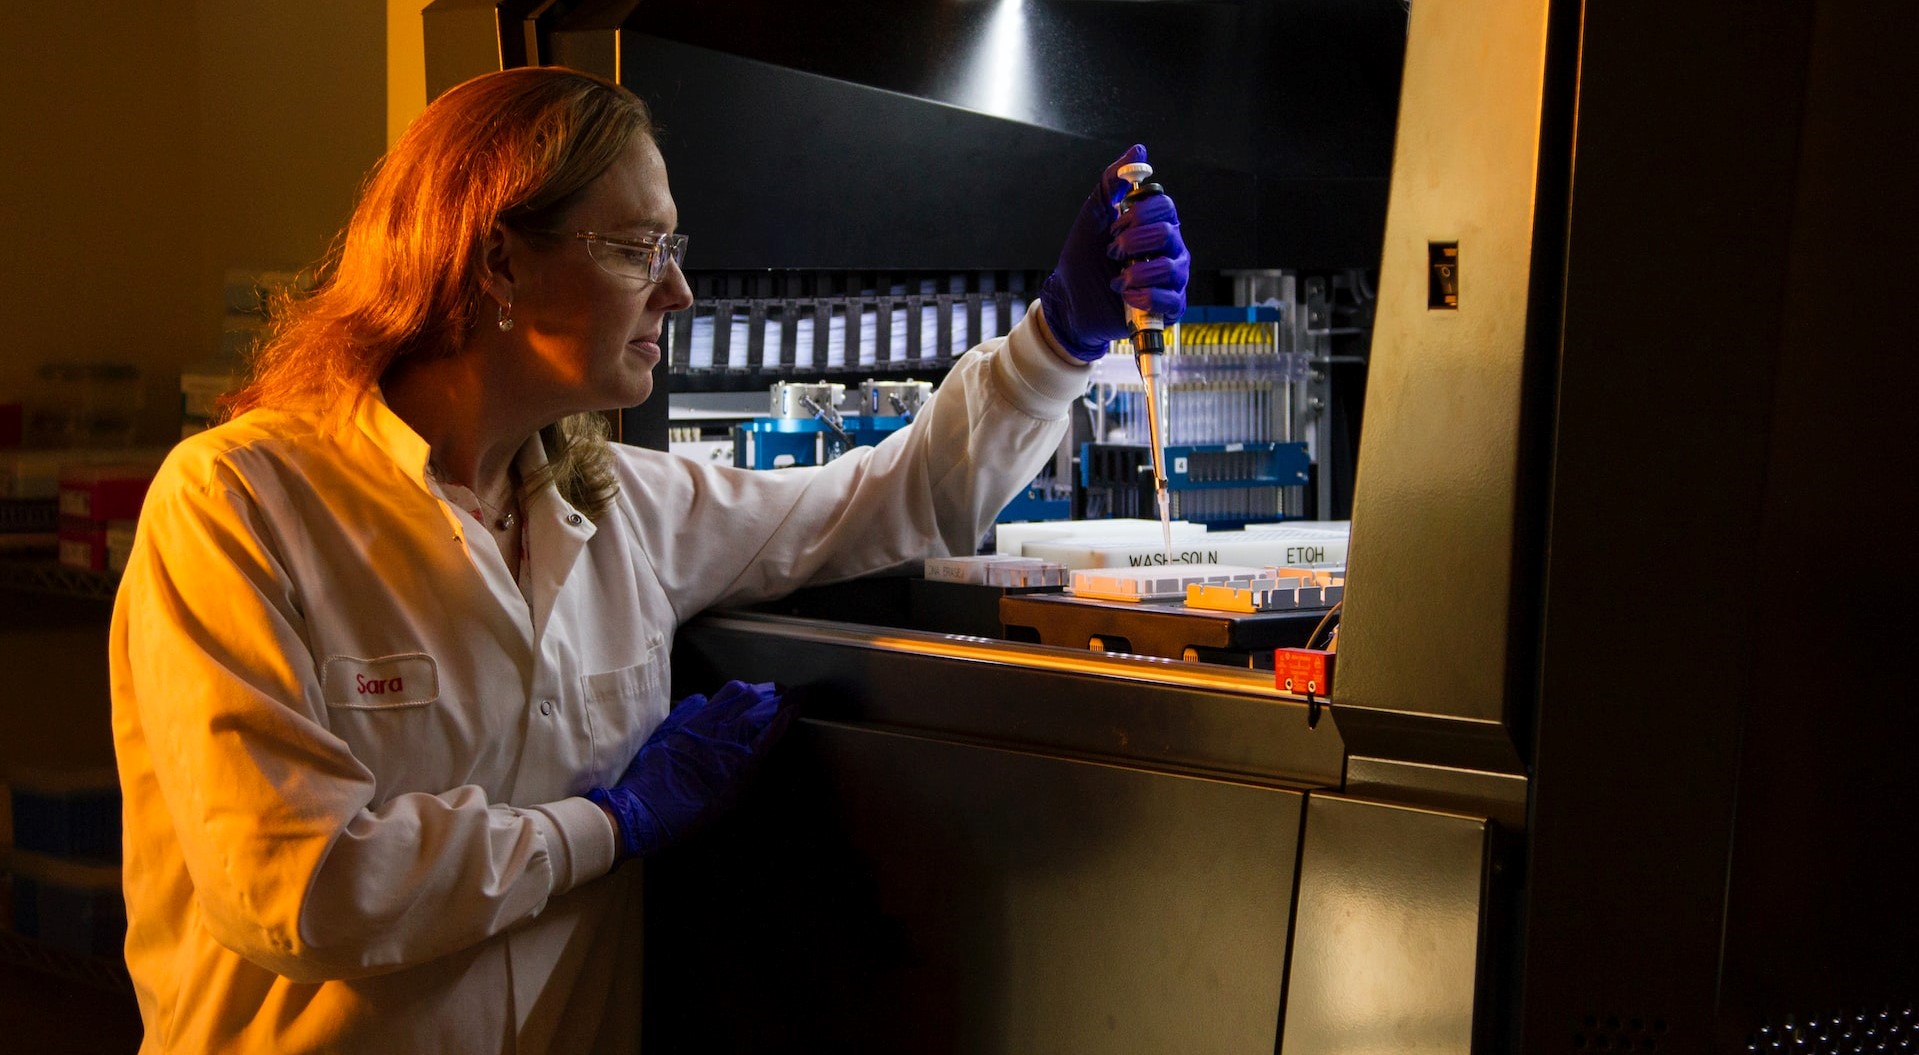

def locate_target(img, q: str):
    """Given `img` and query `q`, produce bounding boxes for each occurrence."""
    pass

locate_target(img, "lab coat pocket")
[319,652,456,801]
[580,635,670,781]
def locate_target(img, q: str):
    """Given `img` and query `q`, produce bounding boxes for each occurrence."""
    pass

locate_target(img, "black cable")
[1304,599,1343,650]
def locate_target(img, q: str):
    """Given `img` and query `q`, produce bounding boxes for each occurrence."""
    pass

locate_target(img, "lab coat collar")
[350,387,574,514]
[350,389,597,640]
[350,387,438,494]
[515,434,597,643]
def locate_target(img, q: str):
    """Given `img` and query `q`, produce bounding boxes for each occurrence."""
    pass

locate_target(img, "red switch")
[1275,648,1335,697]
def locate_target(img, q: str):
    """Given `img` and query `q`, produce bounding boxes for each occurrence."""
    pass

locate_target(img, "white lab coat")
[109,310,1088,1054]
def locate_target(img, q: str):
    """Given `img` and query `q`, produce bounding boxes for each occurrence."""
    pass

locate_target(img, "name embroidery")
[323,653,439,709]
[355,673,405,695]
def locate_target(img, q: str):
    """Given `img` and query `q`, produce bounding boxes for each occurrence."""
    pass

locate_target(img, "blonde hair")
[225,66,655,520]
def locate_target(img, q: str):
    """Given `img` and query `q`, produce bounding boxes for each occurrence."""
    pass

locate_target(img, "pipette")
[1116,161,1174,560]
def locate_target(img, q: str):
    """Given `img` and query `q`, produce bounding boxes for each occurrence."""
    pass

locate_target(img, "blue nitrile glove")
[1037,144,1192,362]
[586,680,795,859]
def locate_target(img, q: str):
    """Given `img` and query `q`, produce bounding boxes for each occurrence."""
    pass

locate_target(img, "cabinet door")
[645,720,1307,1055]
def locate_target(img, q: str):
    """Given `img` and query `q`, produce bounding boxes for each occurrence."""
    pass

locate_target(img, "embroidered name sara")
[322,653,440,709]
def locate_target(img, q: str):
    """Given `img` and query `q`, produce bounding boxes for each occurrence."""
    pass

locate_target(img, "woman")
[110,66,1187,1053]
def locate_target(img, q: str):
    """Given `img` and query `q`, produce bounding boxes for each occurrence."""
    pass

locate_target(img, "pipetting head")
[1117,161,1154,189]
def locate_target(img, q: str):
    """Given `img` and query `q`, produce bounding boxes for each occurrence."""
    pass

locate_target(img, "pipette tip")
[1157,491,1173,561]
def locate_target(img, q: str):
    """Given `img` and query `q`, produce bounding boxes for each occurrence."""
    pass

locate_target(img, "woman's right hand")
[1037,144,1191,362]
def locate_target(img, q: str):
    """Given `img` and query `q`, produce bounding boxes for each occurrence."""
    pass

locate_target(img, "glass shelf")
[0,559,120,602]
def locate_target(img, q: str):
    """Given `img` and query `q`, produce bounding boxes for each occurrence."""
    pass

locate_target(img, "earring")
[497,301,515,332]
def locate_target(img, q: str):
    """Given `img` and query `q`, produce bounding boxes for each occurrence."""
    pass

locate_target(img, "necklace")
[429,461,519,532]
[471,488,519,532]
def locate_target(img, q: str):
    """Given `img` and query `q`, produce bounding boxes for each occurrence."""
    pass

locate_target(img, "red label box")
[1275,647,1336,697]
[58,463,155,522]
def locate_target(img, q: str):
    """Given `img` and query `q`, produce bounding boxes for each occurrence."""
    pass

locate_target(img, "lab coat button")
[566,513,583,526]
[539,699,555,716]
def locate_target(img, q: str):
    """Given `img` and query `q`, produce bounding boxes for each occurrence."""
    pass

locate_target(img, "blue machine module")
[733,380,931,470]
[733,379,1067,522]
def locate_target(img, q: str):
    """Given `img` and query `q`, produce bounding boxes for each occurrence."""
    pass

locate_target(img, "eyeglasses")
[567,230,689,284]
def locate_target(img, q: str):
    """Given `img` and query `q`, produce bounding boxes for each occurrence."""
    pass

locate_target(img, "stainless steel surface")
[679,611,1344,787]
[771,724,1303,1052]
[1504,1,1919,1048]
[1321,0,1919,1047]
[651,616,1317,1053]
[1344,755,1527,832]
[810,728,1301,1054]
[860,379,932,417]
[1335,0,1556,770]
[1280,794,1492,1055]
[1707,0,1919,1031]
[770,380,846,419]
[699,610,1296,696]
